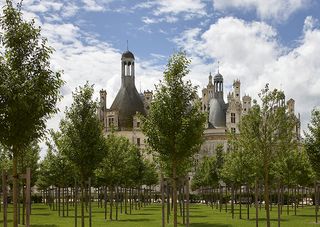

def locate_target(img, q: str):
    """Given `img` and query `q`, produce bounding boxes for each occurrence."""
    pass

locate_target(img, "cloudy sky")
[3,0,320,154]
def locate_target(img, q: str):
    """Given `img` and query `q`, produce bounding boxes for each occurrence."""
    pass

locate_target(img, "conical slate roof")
[208,97,226,128]
[110,78,145,129]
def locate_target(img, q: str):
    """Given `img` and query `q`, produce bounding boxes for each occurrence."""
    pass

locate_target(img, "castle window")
[244,108,247,111]
[137,138,141,146]
[231,113,236,123]
[137,121,140,128]
[108,117,114,127]
[231,128,236,133]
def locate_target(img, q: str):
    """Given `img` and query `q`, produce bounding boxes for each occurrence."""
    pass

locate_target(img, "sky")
[2,0,320,156]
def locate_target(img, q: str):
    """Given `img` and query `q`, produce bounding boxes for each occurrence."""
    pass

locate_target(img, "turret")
[233,79,241,102]
[242,95,252,114]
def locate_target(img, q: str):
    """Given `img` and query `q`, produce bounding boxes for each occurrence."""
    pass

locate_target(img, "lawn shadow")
[31,225,58,227]
[118,218,151,222]
[190,223,232,227]
[32,213,51,216]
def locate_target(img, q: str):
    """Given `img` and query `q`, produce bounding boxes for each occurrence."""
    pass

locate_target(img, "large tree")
[0,1,63,226]
[59,82,107,227]
[141,51,206,227]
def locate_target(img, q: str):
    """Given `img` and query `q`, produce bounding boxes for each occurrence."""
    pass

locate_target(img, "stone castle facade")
[98,50,301,158]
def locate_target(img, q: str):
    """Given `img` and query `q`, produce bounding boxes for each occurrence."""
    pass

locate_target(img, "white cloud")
[304,16,319,32]
[138,0,207,24]
[173,16,320,132]
[213,0,310,21]
[153,0,206,16]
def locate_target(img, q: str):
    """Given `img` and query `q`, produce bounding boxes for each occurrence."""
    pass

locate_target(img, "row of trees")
[192,85,320,227]
[35,83,158,227]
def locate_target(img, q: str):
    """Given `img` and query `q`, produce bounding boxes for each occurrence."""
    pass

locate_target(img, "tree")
[59,82,106,227]
[305,108,320,178]
[234,84,297,227]
[96,133,129,220]
[0,1,63,226]
[141,51,206,227]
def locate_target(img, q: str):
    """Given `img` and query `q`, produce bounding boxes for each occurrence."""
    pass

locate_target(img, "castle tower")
[214,72,223,99]
[233,80,241,102]
[110,50,146,130]
[121,50,135,86]
[99,89,107,124]
[208,71,226,128]
[287,98,295,114]
[143,90,153,113]
[242,95,252,115]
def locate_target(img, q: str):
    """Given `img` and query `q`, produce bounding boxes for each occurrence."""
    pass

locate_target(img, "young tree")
[141,51,206,227]
[235,85,297,227]
[305,108,320,178]
[0,2,63,225]
[96,133,133,220]
[59,83,107,227]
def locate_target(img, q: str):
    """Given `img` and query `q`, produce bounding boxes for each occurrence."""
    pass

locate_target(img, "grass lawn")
[1,202,320,227]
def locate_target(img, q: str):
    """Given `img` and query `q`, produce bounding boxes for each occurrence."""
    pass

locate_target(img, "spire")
[126,40,129,51]
[217,61,220,74]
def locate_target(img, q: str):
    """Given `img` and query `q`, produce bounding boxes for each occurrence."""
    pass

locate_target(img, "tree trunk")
[161,174,165,227]
[186,176,190,227]
[277,184,281,227]
[315,182,318,223]
[255,178,259,227]
[247,184,250,220]
[81,186,85,227]
[104,186,107,220]
[172,162,178,227]
[264,172,271,227]
[116,186,119,221]
[231,184,235,219]
[239,185,242,219]
[13,153,18,227]
[110,187,113,221]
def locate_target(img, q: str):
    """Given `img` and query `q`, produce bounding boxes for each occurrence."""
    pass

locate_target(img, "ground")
[1,203,320,227]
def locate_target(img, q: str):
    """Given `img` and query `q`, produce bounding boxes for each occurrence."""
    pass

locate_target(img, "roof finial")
[217,61,220,74]
[126,40,129,51]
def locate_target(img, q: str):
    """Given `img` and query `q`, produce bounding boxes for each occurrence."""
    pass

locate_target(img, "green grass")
[1,202,320,227]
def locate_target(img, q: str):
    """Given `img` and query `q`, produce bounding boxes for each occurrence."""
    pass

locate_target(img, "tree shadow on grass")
[247,218,288,222]
[190,215,208,218]
[32,207,48,210]
[31,225,58,227]
[117,218,151,222]
[130,213,153,216]
[0,220,13,224]
[190,223,232,227]
[31,213,51,216]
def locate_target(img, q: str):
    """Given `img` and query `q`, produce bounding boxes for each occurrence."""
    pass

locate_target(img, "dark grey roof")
[122,51,135,59]
[208,97,226,127]
[110,79,145,129]
[214,72,223,81]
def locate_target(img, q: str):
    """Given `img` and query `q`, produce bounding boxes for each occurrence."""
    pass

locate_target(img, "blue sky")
[2,0,320,153]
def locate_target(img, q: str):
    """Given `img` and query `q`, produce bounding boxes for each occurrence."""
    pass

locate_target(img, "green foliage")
[305,108,320,179]
[17,141,40,186]
[192,156,219,190]
[96,133,132,187]
[141,51,206,176]
[59,82,107,184]
[142,160,158,186]
[0,0,63,153]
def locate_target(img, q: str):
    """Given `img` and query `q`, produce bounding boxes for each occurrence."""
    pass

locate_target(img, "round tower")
[214,72,223,99]
[110,50,146,130]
